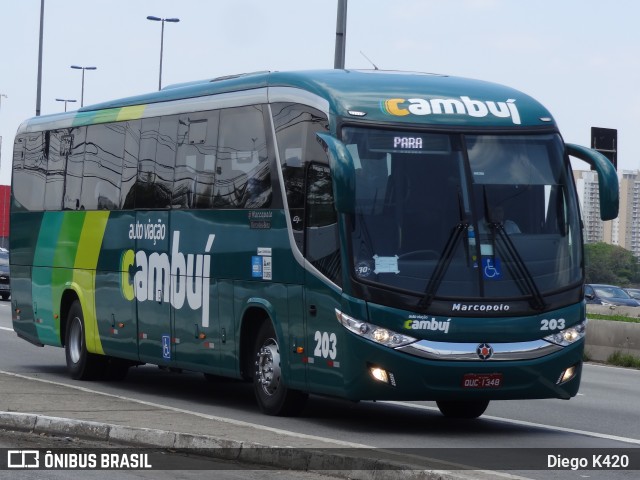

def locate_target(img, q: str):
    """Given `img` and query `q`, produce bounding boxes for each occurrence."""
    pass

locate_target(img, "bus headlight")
[544,321,586,347]
[335,309,417,348]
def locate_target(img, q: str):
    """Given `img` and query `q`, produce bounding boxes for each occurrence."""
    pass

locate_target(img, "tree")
[584,242,640,286]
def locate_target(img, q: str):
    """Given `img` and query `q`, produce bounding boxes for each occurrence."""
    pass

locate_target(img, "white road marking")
[383,400,640,445]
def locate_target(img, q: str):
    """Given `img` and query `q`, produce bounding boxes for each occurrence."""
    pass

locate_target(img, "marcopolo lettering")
[121,231,215,327]
[404,316,451,334]
[452,303,510,312]
[383,96,521,125]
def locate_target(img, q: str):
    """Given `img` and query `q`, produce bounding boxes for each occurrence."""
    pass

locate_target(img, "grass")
[607,351,640,369]
[586,313,640,323]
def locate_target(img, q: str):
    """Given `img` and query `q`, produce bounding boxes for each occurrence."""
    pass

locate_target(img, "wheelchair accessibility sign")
[162,335,171,360]
[482,257,502,280]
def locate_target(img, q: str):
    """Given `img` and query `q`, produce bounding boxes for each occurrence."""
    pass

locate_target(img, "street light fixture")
[70,65,97,107]
[147,15,180,91]
[55,98,77,112]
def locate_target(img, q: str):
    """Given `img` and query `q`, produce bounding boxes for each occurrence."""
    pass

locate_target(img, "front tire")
[253,321,308,416]
[64,300,105,380]
[436,400,490,419]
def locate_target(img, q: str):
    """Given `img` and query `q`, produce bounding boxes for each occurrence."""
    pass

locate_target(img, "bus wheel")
[436,400,490,419]
[253,322,308,416]
[64,301,105,380]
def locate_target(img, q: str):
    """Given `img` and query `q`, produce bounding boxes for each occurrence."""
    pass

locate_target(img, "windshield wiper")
[491,223,546,311]
[418,222,467,310]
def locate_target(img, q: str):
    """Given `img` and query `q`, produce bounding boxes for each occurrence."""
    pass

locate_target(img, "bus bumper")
[338,338,584,402]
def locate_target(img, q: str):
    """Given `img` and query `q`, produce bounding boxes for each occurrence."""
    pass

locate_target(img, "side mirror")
[316,133,355,213]
[584,293,595,300]
[566,143,619,221]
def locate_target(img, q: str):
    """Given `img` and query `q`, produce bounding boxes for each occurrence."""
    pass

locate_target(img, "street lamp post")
[0,94,7,111]
[70,65,96,107]
[55,98,77,112]
[147,15,180,91]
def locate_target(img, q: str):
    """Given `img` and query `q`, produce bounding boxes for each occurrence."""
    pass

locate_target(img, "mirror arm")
[566,143,619,221]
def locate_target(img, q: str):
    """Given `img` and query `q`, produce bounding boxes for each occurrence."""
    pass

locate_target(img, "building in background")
[574,170,609,244]
[617,171,640,256]
[574,170,640,258]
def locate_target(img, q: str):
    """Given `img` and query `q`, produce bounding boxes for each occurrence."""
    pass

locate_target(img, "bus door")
[135,211,173,365]
[302,162,344,396]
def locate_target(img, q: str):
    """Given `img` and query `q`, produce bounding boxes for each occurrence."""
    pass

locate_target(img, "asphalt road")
[1,300,639,479]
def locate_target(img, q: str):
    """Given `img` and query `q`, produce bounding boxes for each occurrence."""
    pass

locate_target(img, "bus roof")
[17,70,556,134]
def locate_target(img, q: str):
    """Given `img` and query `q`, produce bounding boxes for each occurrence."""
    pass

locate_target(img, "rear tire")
[253,321,308,416]
[64,300,105,380]
[436,400,490,419]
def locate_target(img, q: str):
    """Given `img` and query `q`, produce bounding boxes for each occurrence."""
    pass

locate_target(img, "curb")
[0,411,477,480]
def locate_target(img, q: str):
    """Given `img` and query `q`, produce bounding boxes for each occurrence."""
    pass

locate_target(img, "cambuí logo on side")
[120,228,215,328]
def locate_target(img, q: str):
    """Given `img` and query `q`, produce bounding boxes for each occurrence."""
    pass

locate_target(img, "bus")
[10,70,618,419]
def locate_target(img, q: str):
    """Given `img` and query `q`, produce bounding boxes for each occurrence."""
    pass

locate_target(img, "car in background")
[585,284,640,307]
[0,250,9,300]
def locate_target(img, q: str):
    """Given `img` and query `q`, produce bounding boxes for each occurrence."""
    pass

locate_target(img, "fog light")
[557,364,577,384]
[370,366,389,384]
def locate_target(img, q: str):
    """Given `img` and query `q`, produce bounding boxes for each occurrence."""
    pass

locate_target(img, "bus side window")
[63,127,86,210]
[135,116,177,209]
[305,162,341,285]
[13,132,46,211]
[81,123,125,210]
[44,130,70,210]
[120,120,141,209]
[215,105,271,209]
[11,136,26,211]
[174,111,219,209]
[271,102,330,253]
[155,116,178,208]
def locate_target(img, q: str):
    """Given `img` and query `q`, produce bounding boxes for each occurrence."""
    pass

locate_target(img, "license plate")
[462,373,503,389]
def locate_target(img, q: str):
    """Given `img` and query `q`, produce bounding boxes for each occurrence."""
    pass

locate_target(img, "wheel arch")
[58,283,98,353]
[238,299,280,381]
[59,288,80,346]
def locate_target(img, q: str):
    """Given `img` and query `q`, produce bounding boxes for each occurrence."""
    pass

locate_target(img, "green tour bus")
[10,70,618,418]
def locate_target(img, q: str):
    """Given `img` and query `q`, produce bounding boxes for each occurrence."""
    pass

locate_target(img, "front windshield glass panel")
[344,127,582,302]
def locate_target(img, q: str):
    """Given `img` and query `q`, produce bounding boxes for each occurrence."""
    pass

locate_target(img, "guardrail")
[585,305,640,362]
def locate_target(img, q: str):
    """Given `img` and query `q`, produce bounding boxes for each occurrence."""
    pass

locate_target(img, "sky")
[1,0,638,186]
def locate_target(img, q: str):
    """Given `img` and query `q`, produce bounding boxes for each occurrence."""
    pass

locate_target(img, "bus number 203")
[314,331,338,359]
[540,318,566,331]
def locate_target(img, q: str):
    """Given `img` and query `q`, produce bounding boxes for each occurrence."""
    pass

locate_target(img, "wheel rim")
[255,337,281,396]
[68,317,83,364]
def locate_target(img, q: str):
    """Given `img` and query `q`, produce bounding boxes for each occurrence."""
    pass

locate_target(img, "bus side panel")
[10,211,42,345]
[135,211,172,365]
[286,284,307,390]
[95,211,138,362]
[31,211,82,346]
[217,279,238,377]
[303,272,345,397]
[10,265,38,345]
[170,210,221,374]
[94,270,138,361]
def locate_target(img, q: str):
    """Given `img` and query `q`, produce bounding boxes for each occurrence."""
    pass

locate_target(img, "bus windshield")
[344,127,582,305]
